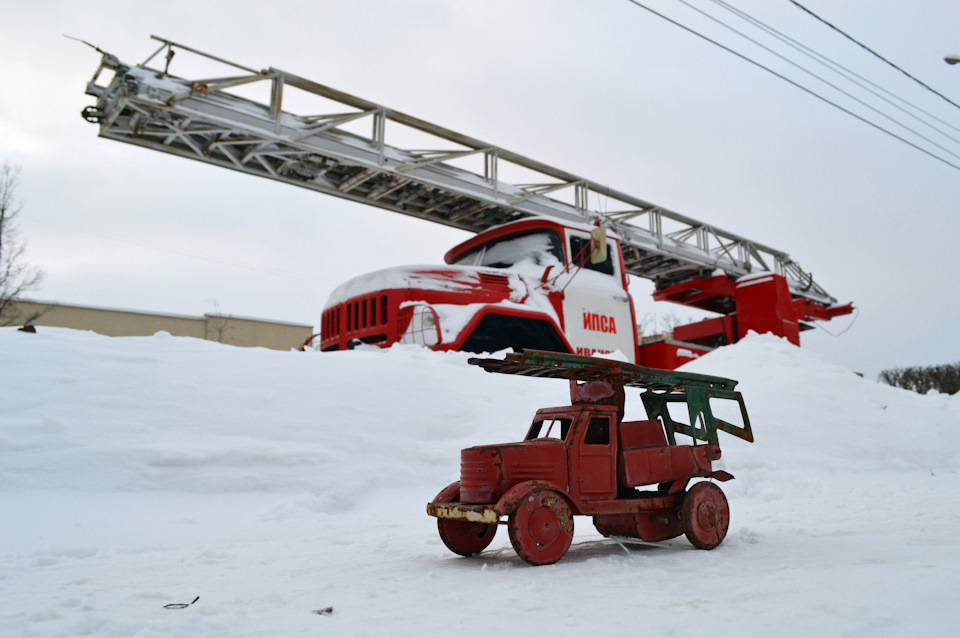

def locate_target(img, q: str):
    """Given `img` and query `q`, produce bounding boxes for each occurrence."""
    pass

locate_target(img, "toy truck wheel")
[437,519,497,557]
[507,489,574,566]
[680,481,730,550]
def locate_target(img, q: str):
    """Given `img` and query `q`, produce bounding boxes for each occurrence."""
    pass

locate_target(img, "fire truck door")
[573,414,617,500]
[562,230,635,362]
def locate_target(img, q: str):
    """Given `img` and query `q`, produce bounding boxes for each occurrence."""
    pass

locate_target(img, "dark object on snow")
[18,325,36,333]
[312,607,334,615]
[164,596,199,609]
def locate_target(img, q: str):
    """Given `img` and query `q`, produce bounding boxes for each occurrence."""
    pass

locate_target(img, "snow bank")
[2,328,958,637]
[680,333,960,473]
[0,328,566,499]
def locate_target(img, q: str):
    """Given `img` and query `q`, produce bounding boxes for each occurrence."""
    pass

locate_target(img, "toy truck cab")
[426,350,753,565]
[455,403,622,508]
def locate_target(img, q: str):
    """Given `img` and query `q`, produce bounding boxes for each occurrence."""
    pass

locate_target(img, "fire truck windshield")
[526,417,572,441]
[452,230,563,270]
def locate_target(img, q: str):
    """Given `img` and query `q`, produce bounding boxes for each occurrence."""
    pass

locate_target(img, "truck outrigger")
[426,350,753,565]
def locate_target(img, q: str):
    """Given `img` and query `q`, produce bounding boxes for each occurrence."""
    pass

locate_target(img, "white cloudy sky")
[2,0,959,378]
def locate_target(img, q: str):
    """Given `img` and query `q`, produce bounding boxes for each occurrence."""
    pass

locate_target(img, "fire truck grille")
[459,449,498,503]
[320,293,391,350]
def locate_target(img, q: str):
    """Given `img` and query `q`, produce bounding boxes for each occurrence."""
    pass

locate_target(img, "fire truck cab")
[319,218,641,362]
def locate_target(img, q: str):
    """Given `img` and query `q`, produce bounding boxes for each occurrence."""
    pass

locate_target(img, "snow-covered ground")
[2,328,958,637]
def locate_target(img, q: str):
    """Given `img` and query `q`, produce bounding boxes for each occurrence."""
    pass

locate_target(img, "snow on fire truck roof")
[443,217,623,265]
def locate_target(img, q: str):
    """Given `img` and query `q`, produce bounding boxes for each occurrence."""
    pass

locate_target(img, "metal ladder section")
[468,349,753,445]
[82,36,837,305]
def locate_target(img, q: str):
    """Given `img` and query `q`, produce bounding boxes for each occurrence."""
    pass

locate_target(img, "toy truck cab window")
[451,230,563,269]
[569,235,614,276]
[584,416,611,445]
[526,417,572,441]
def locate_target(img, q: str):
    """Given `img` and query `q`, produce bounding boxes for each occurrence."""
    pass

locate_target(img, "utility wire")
[677,0,960,165]
[787,0,960,112]
[672,0,960,163]
[710,0,960,142]
[622,0,960,172]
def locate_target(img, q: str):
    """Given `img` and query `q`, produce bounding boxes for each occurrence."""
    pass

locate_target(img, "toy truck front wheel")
[507,488,574,566]
[431,482,497,556]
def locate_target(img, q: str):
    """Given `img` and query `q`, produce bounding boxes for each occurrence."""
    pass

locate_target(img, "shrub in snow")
[879,361,960,396]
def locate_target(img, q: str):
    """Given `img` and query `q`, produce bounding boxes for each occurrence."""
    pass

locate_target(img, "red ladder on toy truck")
[80,38,854,368]
[426,349,754,565]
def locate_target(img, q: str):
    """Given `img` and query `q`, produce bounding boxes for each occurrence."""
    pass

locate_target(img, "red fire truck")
[80,40,854,369]
[319,215,851,368]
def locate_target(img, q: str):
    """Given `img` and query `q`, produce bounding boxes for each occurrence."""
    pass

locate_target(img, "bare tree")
[638,311,693,339]
[205,298,234,344]
[637,312,656,340]
[0,162,44,326]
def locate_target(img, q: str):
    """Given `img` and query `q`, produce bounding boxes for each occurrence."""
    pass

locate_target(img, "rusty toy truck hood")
[458,439,568,504]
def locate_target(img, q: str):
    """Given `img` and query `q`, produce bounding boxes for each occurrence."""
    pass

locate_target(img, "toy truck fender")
[428,480,497,524]
[433,481,462,505]
[495,480,573,517]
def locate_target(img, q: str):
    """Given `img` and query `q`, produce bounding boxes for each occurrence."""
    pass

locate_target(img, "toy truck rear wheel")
[680,481,730,550]
[507,488,574,566]
[433,482,497,556]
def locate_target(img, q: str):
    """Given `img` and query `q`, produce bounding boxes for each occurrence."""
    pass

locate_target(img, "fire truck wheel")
[437,519,497,557]
[680,481,730,550]
[508,489,574,566]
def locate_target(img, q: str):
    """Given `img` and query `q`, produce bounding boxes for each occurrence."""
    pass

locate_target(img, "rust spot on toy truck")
[426,503,499,524]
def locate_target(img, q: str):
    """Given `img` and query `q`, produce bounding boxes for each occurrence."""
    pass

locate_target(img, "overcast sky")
[2,0,959,378]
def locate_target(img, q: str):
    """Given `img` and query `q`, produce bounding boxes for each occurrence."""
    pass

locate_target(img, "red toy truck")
[426,349,754,565]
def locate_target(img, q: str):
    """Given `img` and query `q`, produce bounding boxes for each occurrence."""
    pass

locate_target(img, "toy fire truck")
[426,350,753,565]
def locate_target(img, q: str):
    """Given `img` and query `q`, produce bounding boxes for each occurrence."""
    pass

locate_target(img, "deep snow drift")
[1,328,958,637]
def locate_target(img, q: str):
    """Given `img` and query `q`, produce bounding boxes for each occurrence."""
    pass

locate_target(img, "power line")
[709,0,960,142]
[621,0,960,172]
[677,0,960,165]
[671,0,960,163]
[787,0,960,112]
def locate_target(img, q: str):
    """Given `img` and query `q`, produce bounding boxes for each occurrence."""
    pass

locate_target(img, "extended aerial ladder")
[80,37,853,358]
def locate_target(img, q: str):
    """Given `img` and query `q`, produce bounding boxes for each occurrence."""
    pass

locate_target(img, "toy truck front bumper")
[426,503,500,524]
